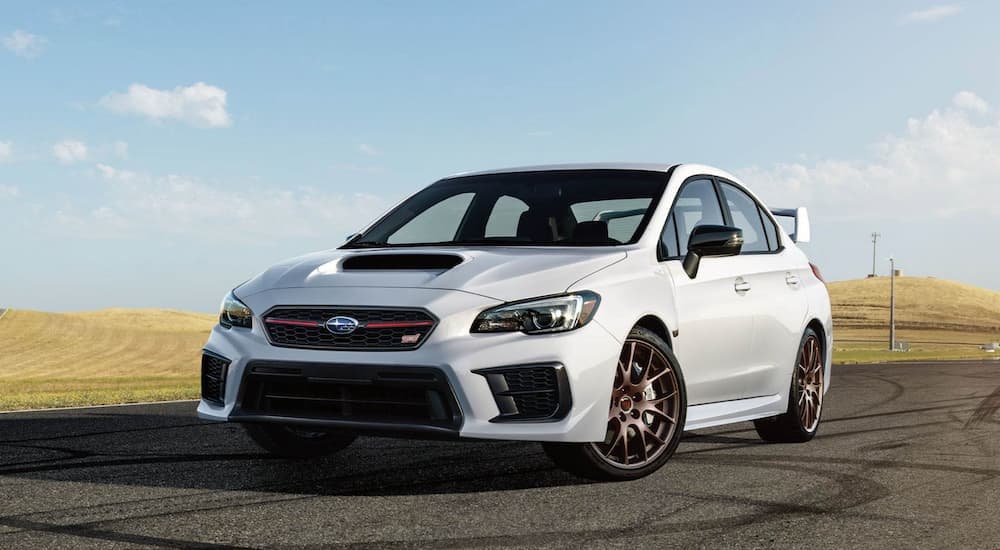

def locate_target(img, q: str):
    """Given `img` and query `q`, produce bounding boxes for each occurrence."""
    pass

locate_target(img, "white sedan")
[198,163,832,480]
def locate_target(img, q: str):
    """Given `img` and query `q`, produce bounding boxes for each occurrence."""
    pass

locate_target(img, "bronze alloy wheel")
[591,339,682,469]
[797,334,824,432]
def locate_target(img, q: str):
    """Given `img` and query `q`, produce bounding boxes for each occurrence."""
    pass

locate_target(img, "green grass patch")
[0,376,199,411]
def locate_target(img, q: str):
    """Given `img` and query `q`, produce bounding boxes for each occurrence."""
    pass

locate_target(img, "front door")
[660,177,756,405]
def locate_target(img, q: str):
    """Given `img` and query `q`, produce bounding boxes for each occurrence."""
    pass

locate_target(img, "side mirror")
[682,225,743,279]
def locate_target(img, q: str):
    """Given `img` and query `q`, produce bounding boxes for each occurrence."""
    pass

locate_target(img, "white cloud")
[358,143,377,156]
[0,141,11,162]
[0,184,18,199]
[112,141,129,159]
[738,92,1000,221]
[900,4,962,24]
[952,90,989,114]
[80,164,391,240]
[52,140,88,164]
[3,30,47,58]
[99,82,232,128]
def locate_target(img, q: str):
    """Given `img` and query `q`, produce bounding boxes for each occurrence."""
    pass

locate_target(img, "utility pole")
[889,257,896,351]
[870,232,881,277]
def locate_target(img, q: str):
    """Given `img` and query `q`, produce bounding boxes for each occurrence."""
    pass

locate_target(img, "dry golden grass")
[0,308,215,410]
[828,276,1000,363]
[829,276,1000,333]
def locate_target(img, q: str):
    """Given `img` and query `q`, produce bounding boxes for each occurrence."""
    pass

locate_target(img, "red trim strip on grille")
[264,318,322,327]
[363,321,435,329]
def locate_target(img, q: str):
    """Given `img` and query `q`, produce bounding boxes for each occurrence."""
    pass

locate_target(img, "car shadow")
[0,407,769,497]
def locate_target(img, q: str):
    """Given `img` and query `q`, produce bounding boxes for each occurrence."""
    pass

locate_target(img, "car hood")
[235,247,627,302]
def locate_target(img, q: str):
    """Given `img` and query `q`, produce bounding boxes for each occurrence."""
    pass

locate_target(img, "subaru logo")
[325,316,360,334]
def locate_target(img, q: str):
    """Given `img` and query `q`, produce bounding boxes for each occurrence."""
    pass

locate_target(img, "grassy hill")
[0,308,215,410]
[828,276,1000,362]
[1,276,997,410]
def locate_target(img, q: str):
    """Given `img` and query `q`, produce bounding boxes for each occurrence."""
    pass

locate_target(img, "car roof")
[447,162,680,178]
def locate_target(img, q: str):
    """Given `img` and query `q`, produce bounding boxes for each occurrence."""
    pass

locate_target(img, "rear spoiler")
[769,207,810,243]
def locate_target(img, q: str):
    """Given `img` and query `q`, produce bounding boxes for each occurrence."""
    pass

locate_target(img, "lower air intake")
[474,364,571,422]
[233,361,463,436]
[201,352,230,405]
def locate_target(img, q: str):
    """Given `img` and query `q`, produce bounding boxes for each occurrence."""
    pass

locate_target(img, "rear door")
[661,177,755,405]
[717,180,809,398]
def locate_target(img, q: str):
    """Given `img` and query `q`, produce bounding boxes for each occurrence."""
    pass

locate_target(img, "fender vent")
[342,254,464,270]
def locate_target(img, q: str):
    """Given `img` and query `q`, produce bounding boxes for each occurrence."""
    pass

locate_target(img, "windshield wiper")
[443,239,534,246]
[343,240,389,248]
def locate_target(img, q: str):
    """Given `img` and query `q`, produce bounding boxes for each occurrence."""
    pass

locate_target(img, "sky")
[1,1,998,312]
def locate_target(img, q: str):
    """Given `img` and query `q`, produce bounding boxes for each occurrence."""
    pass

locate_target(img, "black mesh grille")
[201,353,229,405]
[499,367,558,393]
[511,392,560,417]
[263,307,436,350]
[235,362,462,432]
[475,365,569,422]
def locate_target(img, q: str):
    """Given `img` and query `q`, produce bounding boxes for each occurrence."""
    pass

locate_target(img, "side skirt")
[685,394,784,431]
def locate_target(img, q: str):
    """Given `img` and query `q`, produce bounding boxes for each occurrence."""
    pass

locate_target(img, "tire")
[244,423,357,459]
[543,327,687,481]
[754,327,825,443]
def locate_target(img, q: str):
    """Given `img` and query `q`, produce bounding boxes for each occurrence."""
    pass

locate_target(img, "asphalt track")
[1,359,998,549]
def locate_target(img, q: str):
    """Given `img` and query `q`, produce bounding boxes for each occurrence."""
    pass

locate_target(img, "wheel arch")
[806,318,826,348]
[633,315,673,349]
[805,317,832,393]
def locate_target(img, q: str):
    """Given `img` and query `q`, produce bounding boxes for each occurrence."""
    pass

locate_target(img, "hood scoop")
[341,253,465,271]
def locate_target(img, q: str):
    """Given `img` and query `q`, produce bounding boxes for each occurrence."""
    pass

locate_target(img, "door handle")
[734,278,751,293]
[785,274,800,286]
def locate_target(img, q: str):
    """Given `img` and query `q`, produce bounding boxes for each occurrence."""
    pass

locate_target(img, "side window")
[720,182,768,253]
[670,178,726,256]
[484,195,529,237]
[759,205,780,251]
[387,193,474,244]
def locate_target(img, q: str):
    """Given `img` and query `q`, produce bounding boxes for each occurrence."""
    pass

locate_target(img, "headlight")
[471,292,600,334]
[219,291,253,329]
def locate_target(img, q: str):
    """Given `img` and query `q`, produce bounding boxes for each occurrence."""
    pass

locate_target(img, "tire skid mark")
[682,419,956,458]
[6,455,914,549]
[312,461,916,549]
[0,421,209,445]
[0,451,563,545]
[963,383,1000,429]
[0,445,546,525]
[686,452,1000,478]
[0,516,249,549]
[825,405,979,424]
[846,373,906,415]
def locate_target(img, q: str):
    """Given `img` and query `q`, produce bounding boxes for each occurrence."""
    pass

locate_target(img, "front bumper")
[197,286,621,442]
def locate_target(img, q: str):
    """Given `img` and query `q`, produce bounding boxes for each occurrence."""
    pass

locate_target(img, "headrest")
[516,210,556,241]
[572,221,610,243]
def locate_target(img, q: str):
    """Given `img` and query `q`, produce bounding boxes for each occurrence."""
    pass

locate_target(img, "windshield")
[343,170,669,248]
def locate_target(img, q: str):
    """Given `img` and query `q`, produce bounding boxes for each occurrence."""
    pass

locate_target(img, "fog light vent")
[473,364,571,422]
[201,352,230,405]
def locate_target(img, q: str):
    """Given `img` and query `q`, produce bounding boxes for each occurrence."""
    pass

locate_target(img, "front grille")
[234,361,462,433]
[474,364,571,422]
[201,352,230,405]
[262,307,437,351]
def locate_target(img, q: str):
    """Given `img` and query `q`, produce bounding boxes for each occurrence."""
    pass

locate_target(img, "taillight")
[809,262,825,283]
